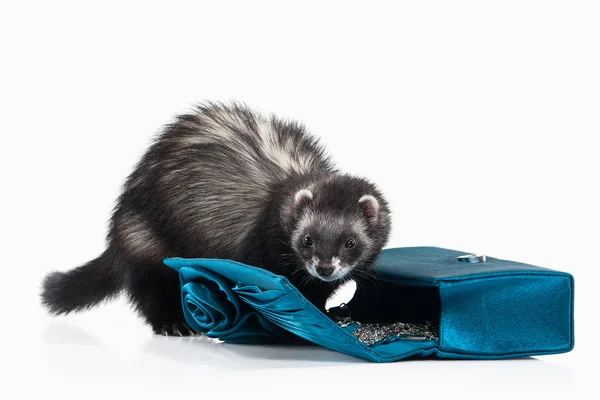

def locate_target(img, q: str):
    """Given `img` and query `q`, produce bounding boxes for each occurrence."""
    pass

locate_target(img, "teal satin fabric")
[177,266,290,343]
[164,247,574,362]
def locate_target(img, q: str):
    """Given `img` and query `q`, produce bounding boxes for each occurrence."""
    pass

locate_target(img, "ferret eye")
[302,235,314,247]
[345,237,356,249]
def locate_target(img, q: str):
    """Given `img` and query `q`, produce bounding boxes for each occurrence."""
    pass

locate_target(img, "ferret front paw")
[154,321,198,337]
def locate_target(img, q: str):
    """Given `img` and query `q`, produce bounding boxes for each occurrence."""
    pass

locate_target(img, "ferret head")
[284,175,391,283]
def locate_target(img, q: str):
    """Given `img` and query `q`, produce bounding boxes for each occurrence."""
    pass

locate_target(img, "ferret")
[41,102,391,336]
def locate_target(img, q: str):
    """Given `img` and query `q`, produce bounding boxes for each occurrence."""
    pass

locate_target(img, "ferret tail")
[41,250,122,314]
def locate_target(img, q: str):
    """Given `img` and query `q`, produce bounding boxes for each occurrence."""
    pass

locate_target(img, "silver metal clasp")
[457,254,487,263]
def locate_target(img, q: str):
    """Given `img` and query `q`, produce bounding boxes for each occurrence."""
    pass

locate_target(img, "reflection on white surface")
[145,335,363,367]
[40,320,575,395]
[42,321,362,369]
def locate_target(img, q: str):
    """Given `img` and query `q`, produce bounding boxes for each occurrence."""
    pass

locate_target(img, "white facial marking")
[323,256,351,281]
[306,256,320,278]
[332,256,342,271]
[308,257,352,283]
[290,210,315,249]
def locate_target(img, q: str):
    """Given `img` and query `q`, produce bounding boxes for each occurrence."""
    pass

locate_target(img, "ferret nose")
[316,266,334,277]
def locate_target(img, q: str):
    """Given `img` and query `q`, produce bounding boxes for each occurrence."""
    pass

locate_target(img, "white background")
[1,1,598,398]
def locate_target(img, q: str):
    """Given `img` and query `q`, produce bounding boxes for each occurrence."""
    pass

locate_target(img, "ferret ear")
[282,189,313,223]
[294,189,313,209]
[358,195,380,225]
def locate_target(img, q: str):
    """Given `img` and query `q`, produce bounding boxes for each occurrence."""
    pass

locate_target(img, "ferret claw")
[155,322,196,337]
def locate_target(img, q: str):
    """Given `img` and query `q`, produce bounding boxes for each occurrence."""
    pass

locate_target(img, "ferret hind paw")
[154,321,198,337]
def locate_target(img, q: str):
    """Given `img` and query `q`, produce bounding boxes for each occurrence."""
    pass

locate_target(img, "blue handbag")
[164,246,574,362]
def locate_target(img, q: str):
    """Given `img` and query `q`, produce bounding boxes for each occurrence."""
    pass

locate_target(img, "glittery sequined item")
[330,304,439,346]
[351,321,439,345]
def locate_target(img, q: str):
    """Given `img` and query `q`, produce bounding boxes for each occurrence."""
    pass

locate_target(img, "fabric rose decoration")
[178,266,290,344]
